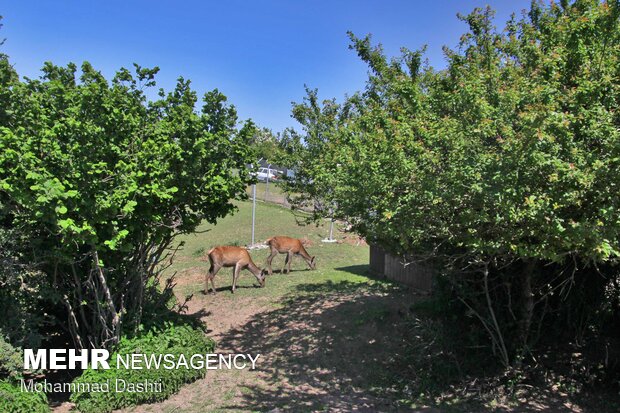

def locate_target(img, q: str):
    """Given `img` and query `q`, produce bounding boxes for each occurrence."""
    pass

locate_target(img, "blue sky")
[1,1,532,132]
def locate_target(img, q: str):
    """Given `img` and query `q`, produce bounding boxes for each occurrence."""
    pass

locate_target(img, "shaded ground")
[120,266,613,413]
[122,263,431,413]
[52,201,619,412]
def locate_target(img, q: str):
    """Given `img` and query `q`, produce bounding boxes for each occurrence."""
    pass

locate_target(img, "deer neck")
[247,261,263,278]
[298,247,312,263]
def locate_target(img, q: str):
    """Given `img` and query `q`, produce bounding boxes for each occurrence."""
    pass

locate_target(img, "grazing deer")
[265,236,316,275]
[204,246,265,294]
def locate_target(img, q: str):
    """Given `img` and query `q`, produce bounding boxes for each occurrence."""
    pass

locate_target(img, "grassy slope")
[170,200,371,300]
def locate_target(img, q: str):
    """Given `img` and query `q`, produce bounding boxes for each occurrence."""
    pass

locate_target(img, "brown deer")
[265,236,316,275]
[204,246,265,294]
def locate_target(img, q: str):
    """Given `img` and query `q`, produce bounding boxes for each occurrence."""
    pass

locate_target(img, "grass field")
[169,199,368,299]
[244,183,291,208]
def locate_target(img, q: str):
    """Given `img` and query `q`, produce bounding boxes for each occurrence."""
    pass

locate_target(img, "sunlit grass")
[168,200,370,300]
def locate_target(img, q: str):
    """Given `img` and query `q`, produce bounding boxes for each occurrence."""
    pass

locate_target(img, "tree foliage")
[279,86,351,219]
[287,0,620,367]
[334,1,620,261]
[0,58,255,349]
[250,126,285,162]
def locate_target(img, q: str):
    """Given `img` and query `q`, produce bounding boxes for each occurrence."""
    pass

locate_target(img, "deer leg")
[281,253,289,274]
[206,263,221,294]
[266,248,278,275]
[287,251,294,274]
[231,264,241,293]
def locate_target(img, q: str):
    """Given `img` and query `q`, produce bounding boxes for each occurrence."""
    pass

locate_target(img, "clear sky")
[1,1,532,132]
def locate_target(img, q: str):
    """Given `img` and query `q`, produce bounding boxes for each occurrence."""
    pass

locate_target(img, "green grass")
[245,182,287,198]
[169,200,370,300]
[244,182,292,206]
[148,201,404,411]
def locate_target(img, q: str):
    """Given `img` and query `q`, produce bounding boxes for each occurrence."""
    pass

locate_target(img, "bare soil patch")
[117,275,430,413]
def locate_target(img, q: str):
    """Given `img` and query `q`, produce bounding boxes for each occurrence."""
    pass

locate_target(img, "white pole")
[251,183,256,246]
[265,163,270,200]
[322,207,337,243]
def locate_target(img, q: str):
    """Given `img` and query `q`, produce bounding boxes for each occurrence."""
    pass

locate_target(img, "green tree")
[250,126,284,162]
[0,16,17,127]
[279,86,351,221]
[298,0,620,366]
[0,60,255,349]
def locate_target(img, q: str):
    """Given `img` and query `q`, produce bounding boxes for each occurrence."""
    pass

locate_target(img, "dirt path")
[115,268,431,413]
[51,266,612,413]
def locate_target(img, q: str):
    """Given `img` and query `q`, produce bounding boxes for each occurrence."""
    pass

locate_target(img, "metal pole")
[322,207,337,243]
[251,183,256,245]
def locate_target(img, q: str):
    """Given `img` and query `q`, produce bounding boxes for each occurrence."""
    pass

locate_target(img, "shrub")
[0,380,49,413]
[287,0,620,369]
[70,321,215,413]
[0,55,255,349]
[0,226,46,361]
[0,336,23,380]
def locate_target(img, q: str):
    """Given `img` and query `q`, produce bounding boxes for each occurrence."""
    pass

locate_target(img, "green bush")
[0,225,46,368]
[0,336,23,380]
[70,322,215,413]
[0,51,255,349]
[285,0,620,369]
[0,380,49,413]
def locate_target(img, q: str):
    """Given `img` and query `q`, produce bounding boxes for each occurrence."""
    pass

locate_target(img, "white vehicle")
[254,167,278,182]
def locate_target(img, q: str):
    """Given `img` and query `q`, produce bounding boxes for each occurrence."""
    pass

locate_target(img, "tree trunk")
[519,259,536,352]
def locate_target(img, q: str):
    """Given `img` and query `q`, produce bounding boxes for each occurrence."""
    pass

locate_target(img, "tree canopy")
[0,58,255,348]
[283,0,620,365]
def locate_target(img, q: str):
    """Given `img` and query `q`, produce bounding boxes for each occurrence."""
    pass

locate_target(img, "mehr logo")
[24,349,110,370]
[24,349,261,371]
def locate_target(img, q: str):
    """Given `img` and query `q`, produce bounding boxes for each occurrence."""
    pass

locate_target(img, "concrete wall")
[369,244,434,293]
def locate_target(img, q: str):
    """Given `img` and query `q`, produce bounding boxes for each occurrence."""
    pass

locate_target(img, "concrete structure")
[369,244,434,293]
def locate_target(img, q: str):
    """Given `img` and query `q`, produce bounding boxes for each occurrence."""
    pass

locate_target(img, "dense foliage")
[0,380,49,413]
[71,321,214,413]
[284,0,620,372]
[0,336,23,380]
[0,15,252,411]
[250,126,285,162]
[278,87,348,219]
[0,18,254,353]
[0,226,46,374]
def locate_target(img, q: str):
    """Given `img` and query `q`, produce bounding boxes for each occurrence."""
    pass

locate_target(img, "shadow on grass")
[208,274,614,412]
[335,264,412,287]
[215,278,436,412]
[215,284,263,293]
[294,264,406,296]
[202,284,265,294]
[334,264,372,276]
